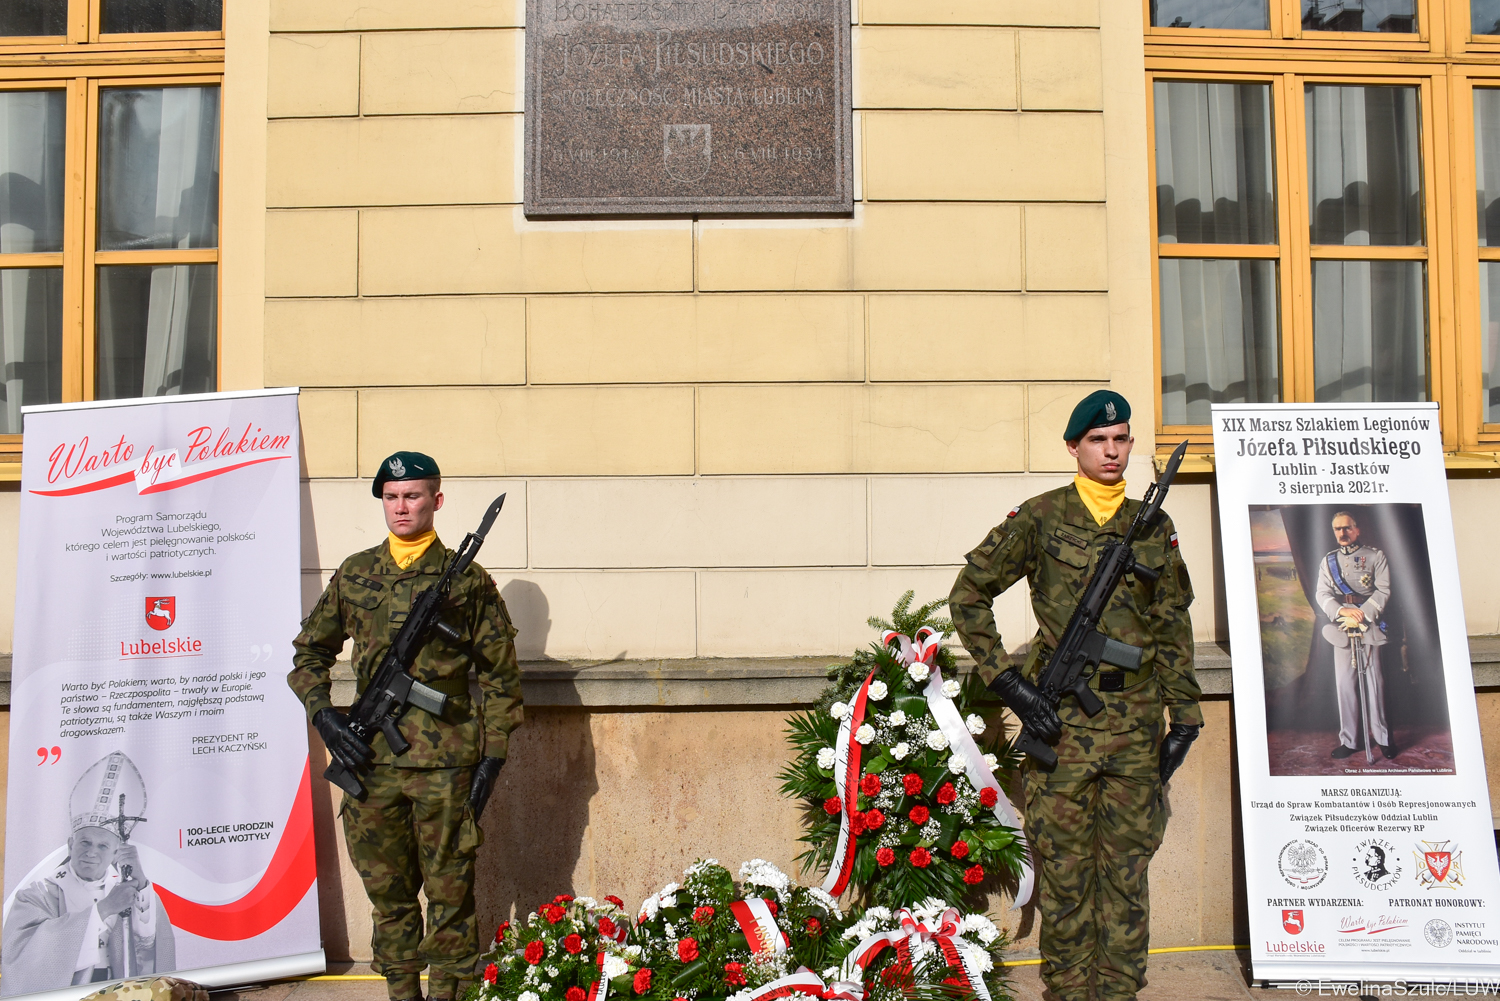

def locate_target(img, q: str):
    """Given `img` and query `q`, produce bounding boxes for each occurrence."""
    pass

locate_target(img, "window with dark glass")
[1302,0,1416,32]
[1475,89,1500,423]
[1150,0,1270,30]
[101,0,221,34]
[0,0,67,36]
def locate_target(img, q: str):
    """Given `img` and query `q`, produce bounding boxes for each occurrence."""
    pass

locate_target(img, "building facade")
[0,0,1495,965]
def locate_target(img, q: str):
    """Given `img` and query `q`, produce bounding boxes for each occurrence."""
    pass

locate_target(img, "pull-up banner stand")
[1213,402,1500,987]
[3,389,324,1001]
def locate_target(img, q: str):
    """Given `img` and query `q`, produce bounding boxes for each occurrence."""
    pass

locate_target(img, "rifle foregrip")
[1015,728,1058,769]
[324,761,367,800]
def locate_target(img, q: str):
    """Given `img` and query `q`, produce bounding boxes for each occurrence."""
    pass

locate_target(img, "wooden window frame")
[1146,0,1500,467]
[0,0,223,470]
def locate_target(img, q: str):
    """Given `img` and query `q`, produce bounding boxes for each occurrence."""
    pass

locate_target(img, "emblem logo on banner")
[1283,909,1305,935]
[1425,920,1454,948]
[1278,840,1328,889]
[1351,838,1403,891]
[1415,841,1464,889]
[145,596,177,631]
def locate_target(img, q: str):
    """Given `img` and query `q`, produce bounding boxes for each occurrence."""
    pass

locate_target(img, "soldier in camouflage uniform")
[950,392,1202,1001]
[289,451,523,1001]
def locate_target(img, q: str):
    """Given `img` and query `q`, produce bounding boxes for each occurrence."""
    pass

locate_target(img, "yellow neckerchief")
[1074,475,1126,526]
[388,529,437,570]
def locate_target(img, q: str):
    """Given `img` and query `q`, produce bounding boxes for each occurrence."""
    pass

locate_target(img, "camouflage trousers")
[342,764,486,1001]
[1021,719,1166,1001]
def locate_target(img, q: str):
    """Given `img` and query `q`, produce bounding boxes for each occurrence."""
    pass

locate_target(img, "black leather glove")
[1159,723,1202,784]
[988,669,1062,743]
[469,756,505,816]
[313,708,375,774]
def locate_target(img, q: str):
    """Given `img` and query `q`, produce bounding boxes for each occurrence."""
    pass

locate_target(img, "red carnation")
[936,782,957,805]
[851,811,868,835]
[943,977,964,987]
[554,893,575,903]
[979,787,999,808]
[910,847,932,868]
[875,846,896,867]
[542,904,566,924]
[524,940,545,965]
[864,808,885,830]
[909,805,930,825]
[566,989,586,1001]
[493,921,510,943]
[902,773,924,795]
[766,900,778,916]
[860,773,881,796]
[563,933,584,955]
[598,917,617,938]
[951,839,970,860]
[605,895,625,908]
[724,963,747,987]
[678,937,699,962]
[806,917,823,936]
[483,963,498,985]
[823,796,842,816]
[633,968,653,994]
[964,864,985,885]
[693,905,715,924]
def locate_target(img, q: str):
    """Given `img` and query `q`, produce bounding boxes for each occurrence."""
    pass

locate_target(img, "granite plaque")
[525,0,853,216]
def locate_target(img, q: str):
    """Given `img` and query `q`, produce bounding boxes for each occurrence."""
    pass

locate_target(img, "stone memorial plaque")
[525,0,853,216]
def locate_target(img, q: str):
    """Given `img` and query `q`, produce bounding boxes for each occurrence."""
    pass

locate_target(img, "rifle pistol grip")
[1070,677,1105,717]
[381,717,411,757]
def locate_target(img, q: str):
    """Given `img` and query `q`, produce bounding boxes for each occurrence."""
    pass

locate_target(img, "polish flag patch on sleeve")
[1007,506,1021,519]
[1169,532,1179,548]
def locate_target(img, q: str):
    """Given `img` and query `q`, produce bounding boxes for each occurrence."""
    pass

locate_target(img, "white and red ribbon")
[740,967,865,1001]
[886,627,1035,909]
[841,908,991,1001]
[730,897,789,955]
[820,670,875,896]
[587,953,609,1001]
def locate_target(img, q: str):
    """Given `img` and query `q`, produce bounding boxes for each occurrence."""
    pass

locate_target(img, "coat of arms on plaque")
[1414,840,1464,889]
[664,124,711,182]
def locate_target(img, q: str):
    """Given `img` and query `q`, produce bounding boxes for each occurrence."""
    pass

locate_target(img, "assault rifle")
[1014,441,1188,768]
[324,493,507,799]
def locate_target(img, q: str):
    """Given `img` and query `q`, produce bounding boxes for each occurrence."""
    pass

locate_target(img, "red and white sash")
[730,897,789,955]
[739,968,866,1001]
[842,907,991,1001]
[819,671,875,896]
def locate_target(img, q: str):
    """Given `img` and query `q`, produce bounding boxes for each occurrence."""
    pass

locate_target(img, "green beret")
[1063,390,1131,441]
[372,450,441,497]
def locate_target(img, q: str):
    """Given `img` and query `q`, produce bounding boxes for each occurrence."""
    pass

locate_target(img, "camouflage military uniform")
[289,539,522,1000]
[950,484,1200,1001]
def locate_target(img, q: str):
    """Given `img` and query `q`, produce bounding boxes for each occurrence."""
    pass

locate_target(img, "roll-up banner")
[2,389,324,1001]
[1213,402,1500,986]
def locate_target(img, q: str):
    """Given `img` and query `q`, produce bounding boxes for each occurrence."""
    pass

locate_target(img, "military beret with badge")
[372,450,442,497]
[1063,389,1132,442]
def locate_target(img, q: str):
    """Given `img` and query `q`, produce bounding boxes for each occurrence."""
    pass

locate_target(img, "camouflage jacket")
[949,483,1202,731]
[289,537,524,767]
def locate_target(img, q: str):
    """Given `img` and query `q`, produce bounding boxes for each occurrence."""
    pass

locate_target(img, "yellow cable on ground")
[1000,944,1247,967]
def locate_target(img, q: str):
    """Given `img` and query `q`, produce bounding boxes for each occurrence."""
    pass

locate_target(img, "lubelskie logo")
[121,635,202,658]
[145,596,175,631]
[1282,909,1304,935]
[34,423,293,497]
[1264,939,1325,954]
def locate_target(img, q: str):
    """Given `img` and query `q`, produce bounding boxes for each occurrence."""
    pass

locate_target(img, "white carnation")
[855,723,875,745]
[948,753,967,774]
[638,895,659,922]
[925,729,949,751]
[519,992,540,1001]
[888,710,907,726]
[602,955,629,979]
[867,680,888,701]
[830,701,849,720]
[907,663,929,684]
[889,741,910,760]
[941,679,961,699]
[659,893,677,909]
[816,747,837,770]
[965,713,986,735]
[624,945,642,959]
[983,752,1000,772]
[961,914,1000,945]
[740,859,791,894]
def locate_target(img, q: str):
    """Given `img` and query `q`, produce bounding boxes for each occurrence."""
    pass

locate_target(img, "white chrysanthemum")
[867,680,888,701]
[978,952,995,972]
[888,709,907,726]
[659,893,677,909]
[866,906,892,923]
[822,968,839,980]
[941,678,961,699]
[806,886,843,920]
[518,992,540,1001]
[739,859,791,894]
[816,746,836,770]
[914,897,948,922]
[889,741,910,760]
[685,859,720,876]
[925,729,949,751]
[948,753,967,774]
[965,713,986,735]
[829,701,849,720]
[962,913,1001,945]
[907,663,929,684]
[602,955,629,979]
[624,944,643,959]
[983,752,1000,772]
[855,723,875,744]
[574,895,598,909]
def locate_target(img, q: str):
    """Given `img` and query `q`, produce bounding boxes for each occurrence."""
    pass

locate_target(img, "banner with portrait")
[3,389,323,1001]
[1213,402,1500,984]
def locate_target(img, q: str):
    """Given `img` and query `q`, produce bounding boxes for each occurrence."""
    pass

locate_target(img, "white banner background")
[1214,402,1500,984]
[3,389,323,1000]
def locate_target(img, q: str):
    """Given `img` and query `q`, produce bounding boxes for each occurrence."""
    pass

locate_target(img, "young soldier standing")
[949,391,1202,1001]
[289,452,523,1001]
